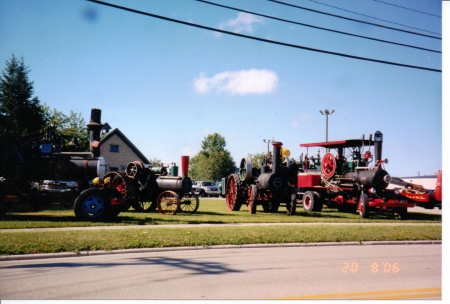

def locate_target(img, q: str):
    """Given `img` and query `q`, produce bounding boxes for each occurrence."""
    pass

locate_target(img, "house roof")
[100,128,150,163]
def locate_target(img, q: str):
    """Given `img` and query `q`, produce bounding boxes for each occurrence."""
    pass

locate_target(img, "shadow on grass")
[1,207,441,227]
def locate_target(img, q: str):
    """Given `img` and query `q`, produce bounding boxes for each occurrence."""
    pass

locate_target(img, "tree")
[41,105,89,151]
[0,54,45,139]
[189,133,236,181]
[247,152,268,168]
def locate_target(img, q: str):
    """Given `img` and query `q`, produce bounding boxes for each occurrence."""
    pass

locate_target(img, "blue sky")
[0,0,445,177]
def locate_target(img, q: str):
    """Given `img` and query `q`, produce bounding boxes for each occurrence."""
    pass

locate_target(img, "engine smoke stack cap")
[87,108,103,129]
[374,131,383,142]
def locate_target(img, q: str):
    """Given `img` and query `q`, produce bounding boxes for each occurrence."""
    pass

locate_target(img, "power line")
[197,0,440,54]
[268,0,441,39]
[304,0,440,34]
[372,0,441,18]
[86,0,441,73]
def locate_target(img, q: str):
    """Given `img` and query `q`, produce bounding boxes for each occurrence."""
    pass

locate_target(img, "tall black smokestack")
[374,130,383,163]
[86,108,103,157]
[272,142,283,174]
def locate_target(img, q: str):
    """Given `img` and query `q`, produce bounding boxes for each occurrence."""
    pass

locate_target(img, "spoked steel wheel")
[179,195,199,213]
[134,201,155,212]
[103,172,133,211]
[104,172,129,196]
[226,174,243,211]
[248,184,257,214]
[157,190,180,215]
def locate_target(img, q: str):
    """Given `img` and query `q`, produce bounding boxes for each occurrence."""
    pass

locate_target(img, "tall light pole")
[263,138,273,165]
[319,109,335,142]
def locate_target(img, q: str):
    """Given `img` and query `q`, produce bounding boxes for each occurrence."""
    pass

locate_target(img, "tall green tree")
[41,105,89,151]
[189,133,236,181]
[0,54,45,139]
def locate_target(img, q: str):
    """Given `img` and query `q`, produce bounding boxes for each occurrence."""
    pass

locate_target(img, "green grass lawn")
[0,199,442,256]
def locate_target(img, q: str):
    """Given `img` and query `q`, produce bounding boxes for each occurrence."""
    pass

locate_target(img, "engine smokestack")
[181,156,189,177]
[374,131,383,163]
[86,108,103,158]
[272,142,283,174]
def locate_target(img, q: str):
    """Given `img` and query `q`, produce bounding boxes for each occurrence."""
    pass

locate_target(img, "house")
[100,124,150,172]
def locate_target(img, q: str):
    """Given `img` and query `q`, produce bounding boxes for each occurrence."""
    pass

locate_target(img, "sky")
[0,0,445,177]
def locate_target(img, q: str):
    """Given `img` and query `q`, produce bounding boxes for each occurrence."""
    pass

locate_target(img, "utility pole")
[319,109,335,142]
[263,138,274,165]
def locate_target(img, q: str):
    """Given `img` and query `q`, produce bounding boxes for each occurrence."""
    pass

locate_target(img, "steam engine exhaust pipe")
[374,130,383,163]
[86,108,103,158]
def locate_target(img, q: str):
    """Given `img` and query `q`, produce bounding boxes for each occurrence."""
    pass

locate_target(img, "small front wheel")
[179,195,199,213]
[302,191,316,212]
[74,188,111,221]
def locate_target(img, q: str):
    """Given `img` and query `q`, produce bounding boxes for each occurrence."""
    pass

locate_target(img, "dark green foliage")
[189,133,236,181]
[0,54,46,139]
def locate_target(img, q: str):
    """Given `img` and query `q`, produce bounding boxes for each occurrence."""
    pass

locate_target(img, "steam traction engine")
[1,108,106,215]
[224,141,298,215]
[297,131,422,218]
[74,155,199,221]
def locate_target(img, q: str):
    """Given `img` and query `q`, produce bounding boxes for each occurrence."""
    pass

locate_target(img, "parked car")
[215,181,224,197]
[41,180,78,192]
[193,181,220,197]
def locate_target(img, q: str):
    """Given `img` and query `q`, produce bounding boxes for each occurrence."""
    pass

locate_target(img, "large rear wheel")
[226,174,243,211]
[157,190,180,215]
[103,172,133,211]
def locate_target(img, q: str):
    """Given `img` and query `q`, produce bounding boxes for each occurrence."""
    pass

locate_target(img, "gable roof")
[100,128,150,163]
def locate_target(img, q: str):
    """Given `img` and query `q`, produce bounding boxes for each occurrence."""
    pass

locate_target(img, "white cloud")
[215,12,263,37]
[194,69,278,95]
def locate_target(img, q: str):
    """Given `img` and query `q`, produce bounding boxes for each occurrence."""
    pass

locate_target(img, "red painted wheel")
[157,190,180,215]
[103,172,135,211]
[321,153,336,179]
[226,174,243,211]
[302,191,315,212]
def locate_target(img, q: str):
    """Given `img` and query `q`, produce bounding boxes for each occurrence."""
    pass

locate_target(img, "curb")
[0,240,442,261]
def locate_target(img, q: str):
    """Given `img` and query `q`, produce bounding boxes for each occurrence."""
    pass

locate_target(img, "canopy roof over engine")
[300,139,374,149]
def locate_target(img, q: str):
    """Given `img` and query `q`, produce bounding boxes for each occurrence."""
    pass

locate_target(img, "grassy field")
[0,199,442,256]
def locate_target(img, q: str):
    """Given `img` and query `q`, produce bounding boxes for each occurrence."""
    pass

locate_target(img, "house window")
[110,144,119,153]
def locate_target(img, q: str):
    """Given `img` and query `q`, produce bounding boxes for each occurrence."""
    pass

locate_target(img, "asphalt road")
[0,243,441,300]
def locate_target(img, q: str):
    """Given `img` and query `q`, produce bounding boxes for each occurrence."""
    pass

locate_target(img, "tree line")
[0,54,271,182]
[0,54,89,152]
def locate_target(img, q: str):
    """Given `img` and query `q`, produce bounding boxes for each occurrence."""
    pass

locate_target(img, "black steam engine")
[1,108,106,215]
[74,155,199,221]
[224,141,298,215]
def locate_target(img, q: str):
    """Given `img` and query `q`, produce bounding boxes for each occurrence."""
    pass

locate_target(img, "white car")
[194,181,220,197]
